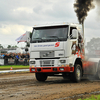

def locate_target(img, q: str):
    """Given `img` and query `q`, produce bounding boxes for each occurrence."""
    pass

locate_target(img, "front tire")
[35,73,47,82]
[70,64,82,82]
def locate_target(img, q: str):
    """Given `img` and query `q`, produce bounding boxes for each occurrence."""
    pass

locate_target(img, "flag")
[15,31,30,43]
[15,33,27,43]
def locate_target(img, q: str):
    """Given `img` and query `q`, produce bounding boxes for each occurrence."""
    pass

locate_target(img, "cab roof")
[33,22,82,28]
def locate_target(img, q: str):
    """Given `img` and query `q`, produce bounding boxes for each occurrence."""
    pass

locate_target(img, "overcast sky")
[0,0,100,47]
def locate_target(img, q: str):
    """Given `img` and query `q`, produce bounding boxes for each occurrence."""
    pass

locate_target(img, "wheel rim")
[76,67,81,80]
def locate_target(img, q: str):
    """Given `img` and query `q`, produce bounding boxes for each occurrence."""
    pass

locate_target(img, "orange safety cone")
[10,67,13,70]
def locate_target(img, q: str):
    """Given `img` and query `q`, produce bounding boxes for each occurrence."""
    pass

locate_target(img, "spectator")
[1,52,30,65]
[1,53,5,58]
[24,53,29,65]
[3,53,8,65]
[15,53,19,65]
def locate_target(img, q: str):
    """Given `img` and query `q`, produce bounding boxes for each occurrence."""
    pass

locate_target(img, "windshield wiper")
[47,36,59,39]
[47,36,61,41]
[31,38,43,43]
[33,38,42,40]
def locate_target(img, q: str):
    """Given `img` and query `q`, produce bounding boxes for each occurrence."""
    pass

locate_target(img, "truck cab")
[29,22,85,82]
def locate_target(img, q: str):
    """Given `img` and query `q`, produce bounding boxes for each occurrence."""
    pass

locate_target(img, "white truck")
[29,22,100,82]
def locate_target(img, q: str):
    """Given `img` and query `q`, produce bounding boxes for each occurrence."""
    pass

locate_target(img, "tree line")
[86,38,100,56]
[0,44,18,49]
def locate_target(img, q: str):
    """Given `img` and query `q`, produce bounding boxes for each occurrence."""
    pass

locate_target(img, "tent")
[16,48,23,53]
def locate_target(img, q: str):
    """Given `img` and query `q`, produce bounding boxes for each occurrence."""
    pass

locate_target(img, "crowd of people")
[0,52,30,65]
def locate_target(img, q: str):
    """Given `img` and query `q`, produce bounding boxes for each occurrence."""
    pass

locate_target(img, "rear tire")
[35,73,47,82]
[70,64,82,82]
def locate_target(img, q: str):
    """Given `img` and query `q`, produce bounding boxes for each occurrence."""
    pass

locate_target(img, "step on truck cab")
[29,22,100,82]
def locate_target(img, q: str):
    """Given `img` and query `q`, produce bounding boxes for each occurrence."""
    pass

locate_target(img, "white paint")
[0,69,29,74]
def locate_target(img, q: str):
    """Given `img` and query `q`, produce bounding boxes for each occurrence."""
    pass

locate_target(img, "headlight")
[60,60,66,63]
[30,61,35,64]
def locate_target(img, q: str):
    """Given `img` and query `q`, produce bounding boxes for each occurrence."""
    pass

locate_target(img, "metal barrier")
[0,58,29,65]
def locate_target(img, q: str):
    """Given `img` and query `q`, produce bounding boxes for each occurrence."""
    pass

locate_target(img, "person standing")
[15,53,19,65]
[3,53,8,65]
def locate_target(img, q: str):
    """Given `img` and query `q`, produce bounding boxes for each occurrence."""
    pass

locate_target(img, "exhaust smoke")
[74,0,95,24]
[95,0,100,18]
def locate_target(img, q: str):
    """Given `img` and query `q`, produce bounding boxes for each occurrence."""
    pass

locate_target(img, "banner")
[0,59,4,65]
[8,59,15,64]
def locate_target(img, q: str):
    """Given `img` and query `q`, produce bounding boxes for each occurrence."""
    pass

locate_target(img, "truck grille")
[40,51,54,58]
[40,60,54,67]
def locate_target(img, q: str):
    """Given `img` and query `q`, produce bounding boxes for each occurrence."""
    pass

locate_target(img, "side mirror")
[72,29,78,39]
[25,48,28,52]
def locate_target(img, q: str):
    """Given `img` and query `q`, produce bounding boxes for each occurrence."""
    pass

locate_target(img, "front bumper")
[30,66,74,73]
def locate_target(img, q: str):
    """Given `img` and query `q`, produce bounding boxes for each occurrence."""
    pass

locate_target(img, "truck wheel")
[70,64,82,82]
[35,73,47,82]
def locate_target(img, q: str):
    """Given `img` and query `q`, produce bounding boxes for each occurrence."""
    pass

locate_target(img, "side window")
[78,32,82,43]
[32,30,40,39]
[70,27,76,39]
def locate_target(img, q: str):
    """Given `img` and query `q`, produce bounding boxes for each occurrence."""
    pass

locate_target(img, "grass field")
[0,65,29,70]
[78,94,100,100]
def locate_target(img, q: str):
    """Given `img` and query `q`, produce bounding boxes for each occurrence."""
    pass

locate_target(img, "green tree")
[12,45,18,48]
[7,45,18,48]
[86,38,100,56]
[0,44,3,49]
[30,32,32,38]
[7,45,12,48]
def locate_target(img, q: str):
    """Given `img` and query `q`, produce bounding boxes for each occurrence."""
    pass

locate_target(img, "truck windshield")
[31,25,68,43]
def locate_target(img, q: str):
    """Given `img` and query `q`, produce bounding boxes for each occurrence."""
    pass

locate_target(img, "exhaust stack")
[82,22,84,40]
[82,22,85,56]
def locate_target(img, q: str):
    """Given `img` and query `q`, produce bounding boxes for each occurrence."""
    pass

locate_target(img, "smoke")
[95,0,100,18]
[74,0,95,24]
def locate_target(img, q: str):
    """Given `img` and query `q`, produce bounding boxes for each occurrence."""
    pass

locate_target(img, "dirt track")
[0,72,100,100]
